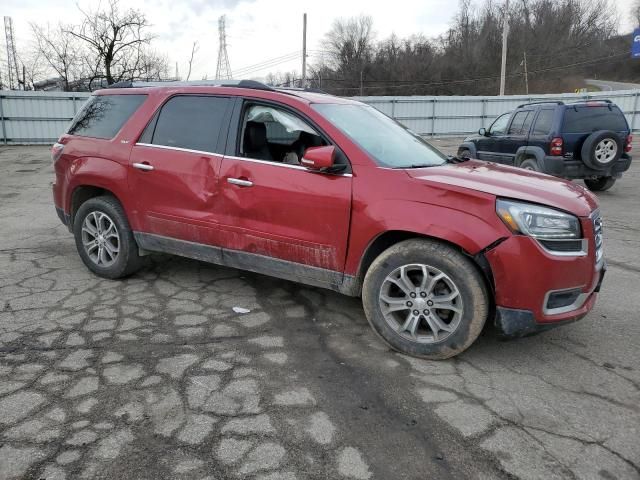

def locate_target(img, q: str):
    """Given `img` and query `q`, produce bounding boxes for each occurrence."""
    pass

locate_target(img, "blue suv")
[458,100,632,191]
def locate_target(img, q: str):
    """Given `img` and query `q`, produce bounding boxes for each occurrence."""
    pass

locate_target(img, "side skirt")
[134,232,360,296]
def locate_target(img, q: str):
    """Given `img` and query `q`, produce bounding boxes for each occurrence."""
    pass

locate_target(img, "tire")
[520,158,541,172]
[584,176,616,192]
[457,148,473,159]
[73,195,143,279]
[362,239,489,360]
[581,130,622,170]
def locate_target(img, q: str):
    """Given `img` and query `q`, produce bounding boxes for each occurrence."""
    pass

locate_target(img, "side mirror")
[479,127,487,136]
[301,146,335,171]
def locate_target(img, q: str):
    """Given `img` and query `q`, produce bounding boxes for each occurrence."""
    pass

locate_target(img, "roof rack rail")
[517,100,564,108]
[568,99,612,104]
[108,79,275,91]
[277,86,329,95]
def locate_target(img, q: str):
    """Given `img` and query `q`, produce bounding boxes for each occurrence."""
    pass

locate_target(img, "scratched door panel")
[218,158,352,272]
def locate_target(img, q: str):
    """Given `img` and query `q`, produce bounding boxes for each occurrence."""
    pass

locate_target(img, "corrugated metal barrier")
[1,88,638,145]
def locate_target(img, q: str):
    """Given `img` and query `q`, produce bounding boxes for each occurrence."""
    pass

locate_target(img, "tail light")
[625,135,632,153]
[550,137,563,156]
[51,142,64,162]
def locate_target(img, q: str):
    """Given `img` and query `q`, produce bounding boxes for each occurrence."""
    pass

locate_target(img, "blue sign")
[633,28,640,58]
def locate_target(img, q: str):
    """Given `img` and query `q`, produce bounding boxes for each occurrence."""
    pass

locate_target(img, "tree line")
[307,0,637,96]
[2,0,637,94]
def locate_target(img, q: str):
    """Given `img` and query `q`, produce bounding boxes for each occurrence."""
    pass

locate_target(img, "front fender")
[345,197,509,276]
[459,141,478,158]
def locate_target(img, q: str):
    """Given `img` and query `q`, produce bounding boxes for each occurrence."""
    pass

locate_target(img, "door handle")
[133,162,154,171]
[227,177,253,187]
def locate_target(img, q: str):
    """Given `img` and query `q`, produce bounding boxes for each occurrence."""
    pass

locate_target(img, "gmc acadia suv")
[458,100,632,191]
[52,80,606,359]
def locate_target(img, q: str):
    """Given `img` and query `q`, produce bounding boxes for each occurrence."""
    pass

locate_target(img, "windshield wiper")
[447,155,470,163]
[395,164,435,169]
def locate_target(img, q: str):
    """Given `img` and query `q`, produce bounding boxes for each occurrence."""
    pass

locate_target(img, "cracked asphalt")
[1,140,639,480]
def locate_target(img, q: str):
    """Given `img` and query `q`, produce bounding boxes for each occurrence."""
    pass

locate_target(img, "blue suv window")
[532,109,554,135]
[508,111,532,135]
[563,106,627,133]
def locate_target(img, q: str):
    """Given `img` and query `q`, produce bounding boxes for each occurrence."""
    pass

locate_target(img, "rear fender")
[515,146,545,167]
[64,157,135,227]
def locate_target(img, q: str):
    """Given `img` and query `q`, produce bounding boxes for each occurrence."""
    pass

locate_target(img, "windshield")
[312,104,447,168]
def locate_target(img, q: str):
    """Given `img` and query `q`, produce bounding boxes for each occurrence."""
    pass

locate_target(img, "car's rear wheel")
[73,195,143,279]
[362,239,488,359]
[520,158,541,172]
[584,176,616,192]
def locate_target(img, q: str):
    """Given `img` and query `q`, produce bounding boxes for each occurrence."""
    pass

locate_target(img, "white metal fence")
[355,89,640,136]
[1,88,639,145]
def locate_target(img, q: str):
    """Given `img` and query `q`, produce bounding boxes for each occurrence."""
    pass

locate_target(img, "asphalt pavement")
[584,79,640,92]
[0,141,639,480]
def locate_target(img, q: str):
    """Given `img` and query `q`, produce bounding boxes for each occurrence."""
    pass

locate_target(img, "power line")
[320,51,629,93]
[232,52,301,77]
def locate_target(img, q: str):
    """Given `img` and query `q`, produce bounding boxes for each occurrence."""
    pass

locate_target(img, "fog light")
[546,288,582,310]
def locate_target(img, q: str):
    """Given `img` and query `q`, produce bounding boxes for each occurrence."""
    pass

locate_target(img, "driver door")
[477,112,510,162]
[216,99,353,283]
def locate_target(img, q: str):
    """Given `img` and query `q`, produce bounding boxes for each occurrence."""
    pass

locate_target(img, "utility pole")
[499,0,509,95]
[301,13,307,88]
[522,51,529,94]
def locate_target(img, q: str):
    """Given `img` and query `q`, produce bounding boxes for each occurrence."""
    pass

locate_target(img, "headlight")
[496,199,582,239]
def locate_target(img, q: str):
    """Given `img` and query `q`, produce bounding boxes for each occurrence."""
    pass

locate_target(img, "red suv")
[52,80,605,359]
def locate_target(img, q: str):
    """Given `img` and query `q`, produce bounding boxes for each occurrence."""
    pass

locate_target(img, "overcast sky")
[3,0,637,81]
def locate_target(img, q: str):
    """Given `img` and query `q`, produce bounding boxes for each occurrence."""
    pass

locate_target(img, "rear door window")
[532,109,554,135]
[68,94,147,139]
[562,106,628,133]
[148,96,230,153]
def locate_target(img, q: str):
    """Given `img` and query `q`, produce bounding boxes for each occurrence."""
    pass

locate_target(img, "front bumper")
[494,267,604,337]
[542,154,631,179]
[485,223,604,337]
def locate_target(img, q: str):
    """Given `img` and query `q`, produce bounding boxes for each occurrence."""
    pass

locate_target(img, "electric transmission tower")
[215,16,232,80]
[4,17,20,90]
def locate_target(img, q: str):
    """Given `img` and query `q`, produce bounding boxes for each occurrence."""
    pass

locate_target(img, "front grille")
[592,211,604,265]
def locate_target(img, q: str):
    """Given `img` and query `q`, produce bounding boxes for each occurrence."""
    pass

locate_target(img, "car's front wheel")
[584,176,616,192]
[362,239,488,359]
[73,195,143,279]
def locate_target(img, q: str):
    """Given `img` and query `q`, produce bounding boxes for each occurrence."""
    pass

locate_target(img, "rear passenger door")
[527,109,554,152]
[129,95,232,246]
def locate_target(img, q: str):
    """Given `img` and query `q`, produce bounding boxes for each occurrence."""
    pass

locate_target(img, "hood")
[406,160,598,217]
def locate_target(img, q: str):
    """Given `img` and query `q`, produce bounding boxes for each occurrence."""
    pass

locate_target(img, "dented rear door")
[128,95,232,245]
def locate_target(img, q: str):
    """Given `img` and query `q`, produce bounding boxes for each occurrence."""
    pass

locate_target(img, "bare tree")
[67,0,164,85]
[186,42,198,81]
[31,23,84,91]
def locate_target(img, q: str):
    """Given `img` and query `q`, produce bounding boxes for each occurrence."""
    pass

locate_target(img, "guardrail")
[1,88,638,145]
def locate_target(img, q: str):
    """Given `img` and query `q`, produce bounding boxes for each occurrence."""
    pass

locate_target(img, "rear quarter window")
[562,106,628,133]
[68,94,147,139]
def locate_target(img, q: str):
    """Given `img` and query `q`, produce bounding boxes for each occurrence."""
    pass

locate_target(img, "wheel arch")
[68,185,127,229]
[458,141,477,158]
[353,230,499,299]
[514,146,545,168]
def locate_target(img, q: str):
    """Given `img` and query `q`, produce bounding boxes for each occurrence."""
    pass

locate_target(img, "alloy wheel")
[378,264,463,344]
[594,138,617,164]
[81,211,120,267]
